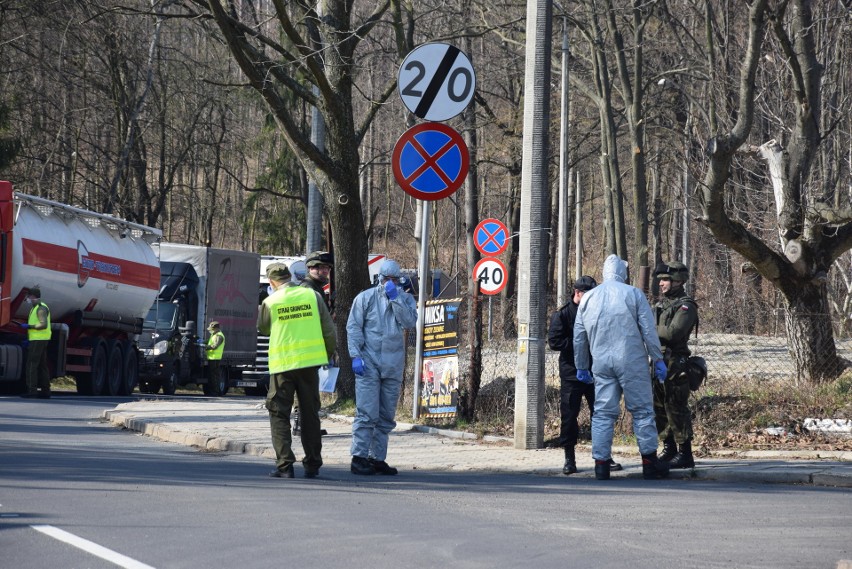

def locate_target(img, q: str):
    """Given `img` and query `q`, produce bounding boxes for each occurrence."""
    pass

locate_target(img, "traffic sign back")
[398,43,476,122]
[392,123,469,201]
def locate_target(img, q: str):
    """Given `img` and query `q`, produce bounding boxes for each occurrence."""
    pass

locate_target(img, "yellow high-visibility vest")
[28,302,51,341]
[266,286,327,374]
[207,331,225,360]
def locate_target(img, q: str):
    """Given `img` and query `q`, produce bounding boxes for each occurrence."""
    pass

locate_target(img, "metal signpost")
[394,43,474,421]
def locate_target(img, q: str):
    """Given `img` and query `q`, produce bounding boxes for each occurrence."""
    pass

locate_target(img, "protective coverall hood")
[602,254,628,283]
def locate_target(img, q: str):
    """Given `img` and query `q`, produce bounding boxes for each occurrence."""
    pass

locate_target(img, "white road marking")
[31,525,156,569]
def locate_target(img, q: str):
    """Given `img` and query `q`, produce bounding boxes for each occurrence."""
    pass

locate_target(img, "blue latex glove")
[18,322,29,329]
[654,360,668,383]
[576,369,594,384]
[352,357,366,376]
[384,279,399,300]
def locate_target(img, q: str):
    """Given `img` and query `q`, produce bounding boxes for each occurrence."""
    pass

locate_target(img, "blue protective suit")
[347,278,418,461]
[573,254,664,460]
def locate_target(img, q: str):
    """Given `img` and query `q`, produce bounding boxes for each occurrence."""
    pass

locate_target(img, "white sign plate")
[398,43,476,122]
[472,257,507,296]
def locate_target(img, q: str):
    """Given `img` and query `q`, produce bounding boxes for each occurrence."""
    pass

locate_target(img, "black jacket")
[547,301,581,381]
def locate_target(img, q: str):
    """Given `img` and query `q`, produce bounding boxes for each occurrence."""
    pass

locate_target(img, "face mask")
[25,298,33,305]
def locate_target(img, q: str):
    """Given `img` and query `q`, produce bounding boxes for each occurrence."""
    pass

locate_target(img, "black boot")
[563,447,578,475]
[642,452,670,480]
[594,459,610,480]
[659,433,677,462]
[668,440,695,469]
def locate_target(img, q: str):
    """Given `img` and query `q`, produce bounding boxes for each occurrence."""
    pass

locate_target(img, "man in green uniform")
[295,250,334,435]
[259,262,336,479]
[302,251,333,311]
[20,287,51,399]
[202,321,225,396]
[653,261,699,469]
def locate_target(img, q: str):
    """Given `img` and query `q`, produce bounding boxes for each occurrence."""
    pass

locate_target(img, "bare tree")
[697,0,852,382]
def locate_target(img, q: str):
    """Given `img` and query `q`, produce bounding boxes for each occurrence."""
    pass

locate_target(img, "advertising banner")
[419,298,462,418]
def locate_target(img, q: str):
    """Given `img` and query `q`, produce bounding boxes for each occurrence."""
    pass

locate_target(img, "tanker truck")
[137,243,260,396]
[0,181,162,395]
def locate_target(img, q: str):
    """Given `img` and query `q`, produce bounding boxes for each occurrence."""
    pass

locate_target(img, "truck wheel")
[120,342,138,395]
[105,341,124,396]
[202,367,228,397]
[76,341,108,395]
[162,368,178,396]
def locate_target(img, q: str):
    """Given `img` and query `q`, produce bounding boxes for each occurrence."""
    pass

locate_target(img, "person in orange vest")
[19,287,51,399]
[258,262,336,479]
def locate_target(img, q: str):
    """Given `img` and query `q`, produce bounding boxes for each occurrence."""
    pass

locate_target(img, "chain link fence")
[399,295,852,435]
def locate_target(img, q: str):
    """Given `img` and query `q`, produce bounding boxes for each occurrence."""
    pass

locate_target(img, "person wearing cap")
[19,287,51,399]
[547,276,622,475]
[201,321,225,396]
[303,251,334,312]
[346,258,417,475]
[573,255,670,481]
[653,261,699,469]
[258,261,336,479]
[296,250,334,435]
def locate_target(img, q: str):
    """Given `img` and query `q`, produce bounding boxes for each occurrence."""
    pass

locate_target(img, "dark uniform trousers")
[560,378,595,448]
[266,366,323,471]
[26,340,51,394]
[653,357,693,443]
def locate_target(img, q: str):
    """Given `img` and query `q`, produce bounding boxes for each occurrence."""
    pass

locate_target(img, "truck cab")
[138,261,203,395]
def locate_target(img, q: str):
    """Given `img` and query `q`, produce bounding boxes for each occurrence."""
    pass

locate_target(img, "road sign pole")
[412,200,432,421]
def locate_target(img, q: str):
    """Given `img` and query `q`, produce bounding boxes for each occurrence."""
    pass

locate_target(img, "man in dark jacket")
[547,276,621,475]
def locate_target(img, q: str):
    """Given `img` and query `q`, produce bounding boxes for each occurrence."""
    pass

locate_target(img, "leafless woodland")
[2,1,852,395]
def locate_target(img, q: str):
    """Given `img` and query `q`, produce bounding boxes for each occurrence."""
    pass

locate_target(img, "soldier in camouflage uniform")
[653,261,699,469]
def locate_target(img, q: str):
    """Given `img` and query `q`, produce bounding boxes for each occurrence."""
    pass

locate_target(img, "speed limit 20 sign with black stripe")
[398,43,476,122]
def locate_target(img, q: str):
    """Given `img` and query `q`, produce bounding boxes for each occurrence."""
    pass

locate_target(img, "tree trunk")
[784,291,842,384]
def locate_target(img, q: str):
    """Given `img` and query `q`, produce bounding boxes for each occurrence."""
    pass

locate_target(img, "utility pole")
[556,17,570,308]
[305,1,325,253]
[514,0,552,450]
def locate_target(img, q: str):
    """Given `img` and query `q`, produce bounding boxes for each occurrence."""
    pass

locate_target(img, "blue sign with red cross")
[392,122,469,201]
[474,218,509,256]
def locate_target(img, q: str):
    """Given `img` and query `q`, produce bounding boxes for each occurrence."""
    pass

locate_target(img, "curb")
[102,408,852,488]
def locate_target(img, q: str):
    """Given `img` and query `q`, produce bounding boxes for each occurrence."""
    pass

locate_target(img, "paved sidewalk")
[102,398,852,487]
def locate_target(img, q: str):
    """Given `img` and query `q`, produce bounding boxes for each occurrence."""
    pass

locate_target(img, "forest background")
[1,1,851,448]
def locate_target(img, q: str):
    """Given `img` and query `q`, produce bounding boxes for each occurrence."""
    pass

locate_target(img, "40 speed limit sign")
[472,257,507,295]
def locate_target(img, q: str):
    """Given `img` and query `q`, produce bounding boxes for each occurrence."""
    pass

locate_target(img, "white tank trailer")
[0,181,162,395]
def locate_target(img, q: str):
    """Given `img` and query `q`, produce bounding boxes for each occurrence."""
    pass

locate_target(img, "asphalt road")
[1,394,851,569]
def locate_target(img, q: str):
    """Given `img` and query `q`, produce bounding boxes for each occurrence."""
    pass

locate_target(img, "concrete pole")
[306,93,326,253]
[556,18,570,308]
[514,0,553,450]
[305,1,325,253]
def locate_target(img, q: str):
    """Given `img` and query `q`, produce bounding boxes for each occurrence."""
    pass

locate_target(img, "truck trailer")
[138,243,260,396]
[0,181,162,395]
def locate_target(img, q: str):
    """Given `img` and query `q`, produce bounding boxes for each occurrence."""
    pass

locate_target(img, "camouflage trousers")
[653,369,693,444]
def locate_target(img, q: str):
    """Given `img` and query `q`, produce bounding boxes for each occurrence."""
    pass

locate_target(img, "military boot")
[641,452,670,480]
[668,440,695,469]
[563,447,578,475]
[594,459,610,480]
[658,433,677,462]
